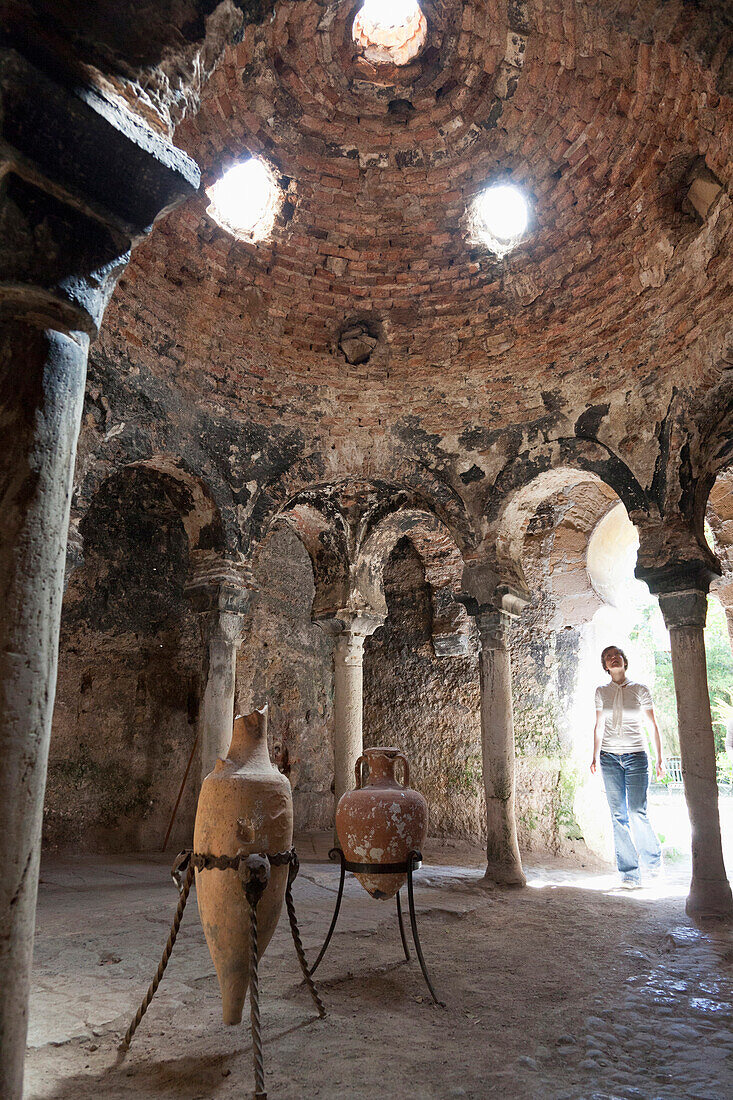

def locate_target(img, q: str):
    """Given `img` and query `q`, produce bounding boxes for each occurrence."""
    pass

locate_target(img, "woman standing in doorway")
[591,645,664,887]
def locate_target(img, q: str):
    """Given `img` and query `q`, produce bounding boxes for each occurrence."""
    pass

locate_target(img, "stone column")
[475,609,526,887]
[186,553,252,784]
[657,587,733,919]
[0,51,199,1099]
[319,611,384,810]
[198,611,246,780]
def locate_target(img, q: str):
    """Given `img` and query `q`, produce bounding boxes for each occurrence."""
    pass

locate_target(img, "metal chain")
[120,862,194,1052]
[285,858,326,1018]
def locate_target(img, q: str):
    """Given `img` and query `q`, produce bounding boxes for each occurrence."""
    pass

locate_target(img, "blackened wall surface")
[47,469,200,852]
[237,525,334,831]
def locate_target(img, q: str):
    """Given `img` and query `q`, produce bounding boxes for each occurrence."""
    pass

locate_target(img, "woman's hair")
[601,645,628,672]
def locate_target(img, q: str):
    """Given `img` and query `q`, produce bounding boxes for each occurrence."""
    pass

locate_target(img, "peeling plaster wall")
[237,526,334,832]
[46,471,200,852]
[363,539,485,841]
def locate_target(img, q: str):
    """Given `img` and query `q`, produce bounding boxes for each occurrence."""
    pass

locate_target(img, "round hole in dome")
[206,158,280,241]
[473,183,530,256]
[353,0,427,66]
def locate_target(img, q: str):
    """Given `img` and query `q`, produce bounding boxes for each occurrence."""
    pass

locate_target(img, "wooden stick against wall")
[161,732,199,852]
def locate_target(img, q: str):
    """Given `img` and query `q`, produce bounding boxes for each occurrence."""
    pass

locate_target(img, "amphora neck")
[363,747,402,787]
[218,706,272,771]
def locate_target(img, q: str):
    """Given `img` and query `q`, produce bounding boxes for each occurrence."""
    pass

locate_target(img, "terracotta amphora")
[335,747,428,900]
[193,705,293,1024]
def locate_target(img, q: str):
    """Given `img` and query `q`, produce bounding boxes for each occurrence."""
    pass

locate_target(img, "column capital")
[474,609,514,651]
[658,588,708,631]
[459,576,529,618]
[315,608,385,639]
[461,581,528,650]
[636,558,717,598]
[0,48,199,333]
[185,550,253,616]
[198,608,247,648]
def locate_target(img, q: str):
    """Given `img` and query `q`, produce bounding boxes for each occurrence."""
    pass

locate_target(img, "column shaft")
[477,613,525,886]
[0,324,89,1098]
[199,612,244,782]
[661,591,732,918]
[333,632,366,806]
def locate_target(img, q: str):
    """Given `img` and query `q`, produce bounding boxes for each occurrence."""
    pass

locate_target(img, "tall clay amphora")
[335,746,428,900]
[194,706,292,1024]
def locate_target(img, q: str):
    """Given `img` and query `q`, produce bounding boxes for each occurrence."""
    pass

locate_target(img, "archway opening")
[49,466,201,853]
[363,537,484,841]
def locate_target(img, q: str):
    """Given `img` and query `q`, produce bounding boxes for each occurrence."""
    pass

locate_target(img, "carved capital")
[185,550,253,615]
[334,631,367,666]
[198,609,246,649]
[658,589,708,632]
[459,557,530,615]
[316,608,385,665]
[474,609,514,652]
[633,514,719,595]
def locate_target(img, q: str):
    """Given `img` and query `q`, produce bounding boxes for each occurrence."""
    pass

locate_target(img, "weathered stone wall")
[237,526,334,832]
[363,539,485,841]
[512,602,584,856]
[46,468,201,853]
[362,536,588,853]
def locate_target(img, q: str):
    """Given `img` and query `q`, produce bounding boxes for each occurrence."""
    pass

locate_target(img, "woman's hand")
[656,758,664,780]
[590,756,599,775]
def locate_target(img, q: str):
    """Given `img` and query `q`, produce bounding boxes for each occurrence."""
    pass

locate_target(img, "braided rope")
[120,863,194,1052]
[285,881,326,1018]
[249,895,267,1099]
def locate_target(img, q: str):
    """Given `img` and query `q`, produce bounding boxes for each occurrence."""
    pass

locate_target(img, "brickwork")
[50,0,733,851]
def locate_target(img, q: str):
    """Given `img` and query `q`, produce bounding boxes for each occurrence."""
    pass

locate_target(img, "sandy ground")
[23,822,733,1100]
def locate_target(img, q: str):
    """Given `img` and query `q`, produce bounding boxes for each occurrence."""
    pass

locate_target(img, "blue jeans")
[600,751,661,883]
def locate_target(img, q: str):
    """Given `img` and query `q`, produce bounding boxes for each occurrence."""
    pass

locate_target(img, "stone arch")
[250,450,477,557]
[488,437,647,524]
[355,507,471,654]
[267,496,351,619]
[706,468,733,646]
[493,465,623,602]
[99,454,226,553]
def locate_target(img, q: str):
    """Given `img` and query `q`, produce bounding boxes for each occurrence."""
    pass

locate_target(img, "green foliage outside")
[629,593,733,765]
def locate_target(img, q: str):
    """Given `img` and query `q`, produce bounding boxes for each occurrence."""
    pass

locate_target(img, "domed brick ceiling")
[101,0,733,446]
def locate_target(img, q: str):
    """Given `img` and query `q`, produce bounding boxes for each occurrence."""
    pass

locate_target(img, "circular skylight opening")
[473,183,530,256]
[206,158,279,241]
[353,0,427,66]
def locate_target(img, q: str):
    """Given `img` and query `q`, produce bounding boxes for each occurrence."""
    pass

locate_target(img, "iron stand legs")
[310,848,444,1006]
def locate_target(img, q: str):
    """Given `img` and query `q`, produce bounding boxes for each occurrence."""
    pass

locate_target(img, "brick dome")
[102,0,732,447]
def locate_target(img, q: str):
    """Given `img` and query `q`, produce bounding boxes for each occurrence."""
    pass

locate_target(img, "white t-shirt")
[594,679,654,753]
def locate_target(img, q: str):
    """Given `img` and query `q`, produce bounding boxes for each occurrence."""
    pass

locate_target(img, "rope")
[120,862,194,1052]
[119,841,324,1092]
[248,893,266,1099]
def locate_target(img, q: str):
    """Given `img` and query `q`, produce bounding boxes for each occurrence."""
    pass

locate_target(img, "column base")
[686,876,733,921]
[483,860,526,888]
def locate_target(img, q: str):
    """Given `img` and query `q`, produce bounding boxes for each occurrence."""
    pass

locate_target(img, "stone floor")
[25,835,733,1100]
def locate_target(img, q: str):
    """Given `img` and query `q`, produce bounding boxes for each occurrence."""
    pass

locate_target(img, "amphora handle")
[354,754,367,790]
[395,752,410,787]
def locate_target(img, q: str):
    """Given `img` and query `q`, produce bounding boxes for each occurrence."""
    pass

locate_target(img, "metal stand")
[120,846,325,1100]
[310,848,444,1007]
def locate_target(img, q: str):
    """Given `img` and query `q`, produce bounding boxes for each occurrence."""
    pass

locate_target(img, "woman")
[591,645,663,887]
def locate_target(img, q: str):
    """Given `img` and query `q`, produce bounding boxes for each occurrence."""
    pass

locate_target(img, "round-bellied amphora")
[335,747,428,899]
[193,705,292,1024]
